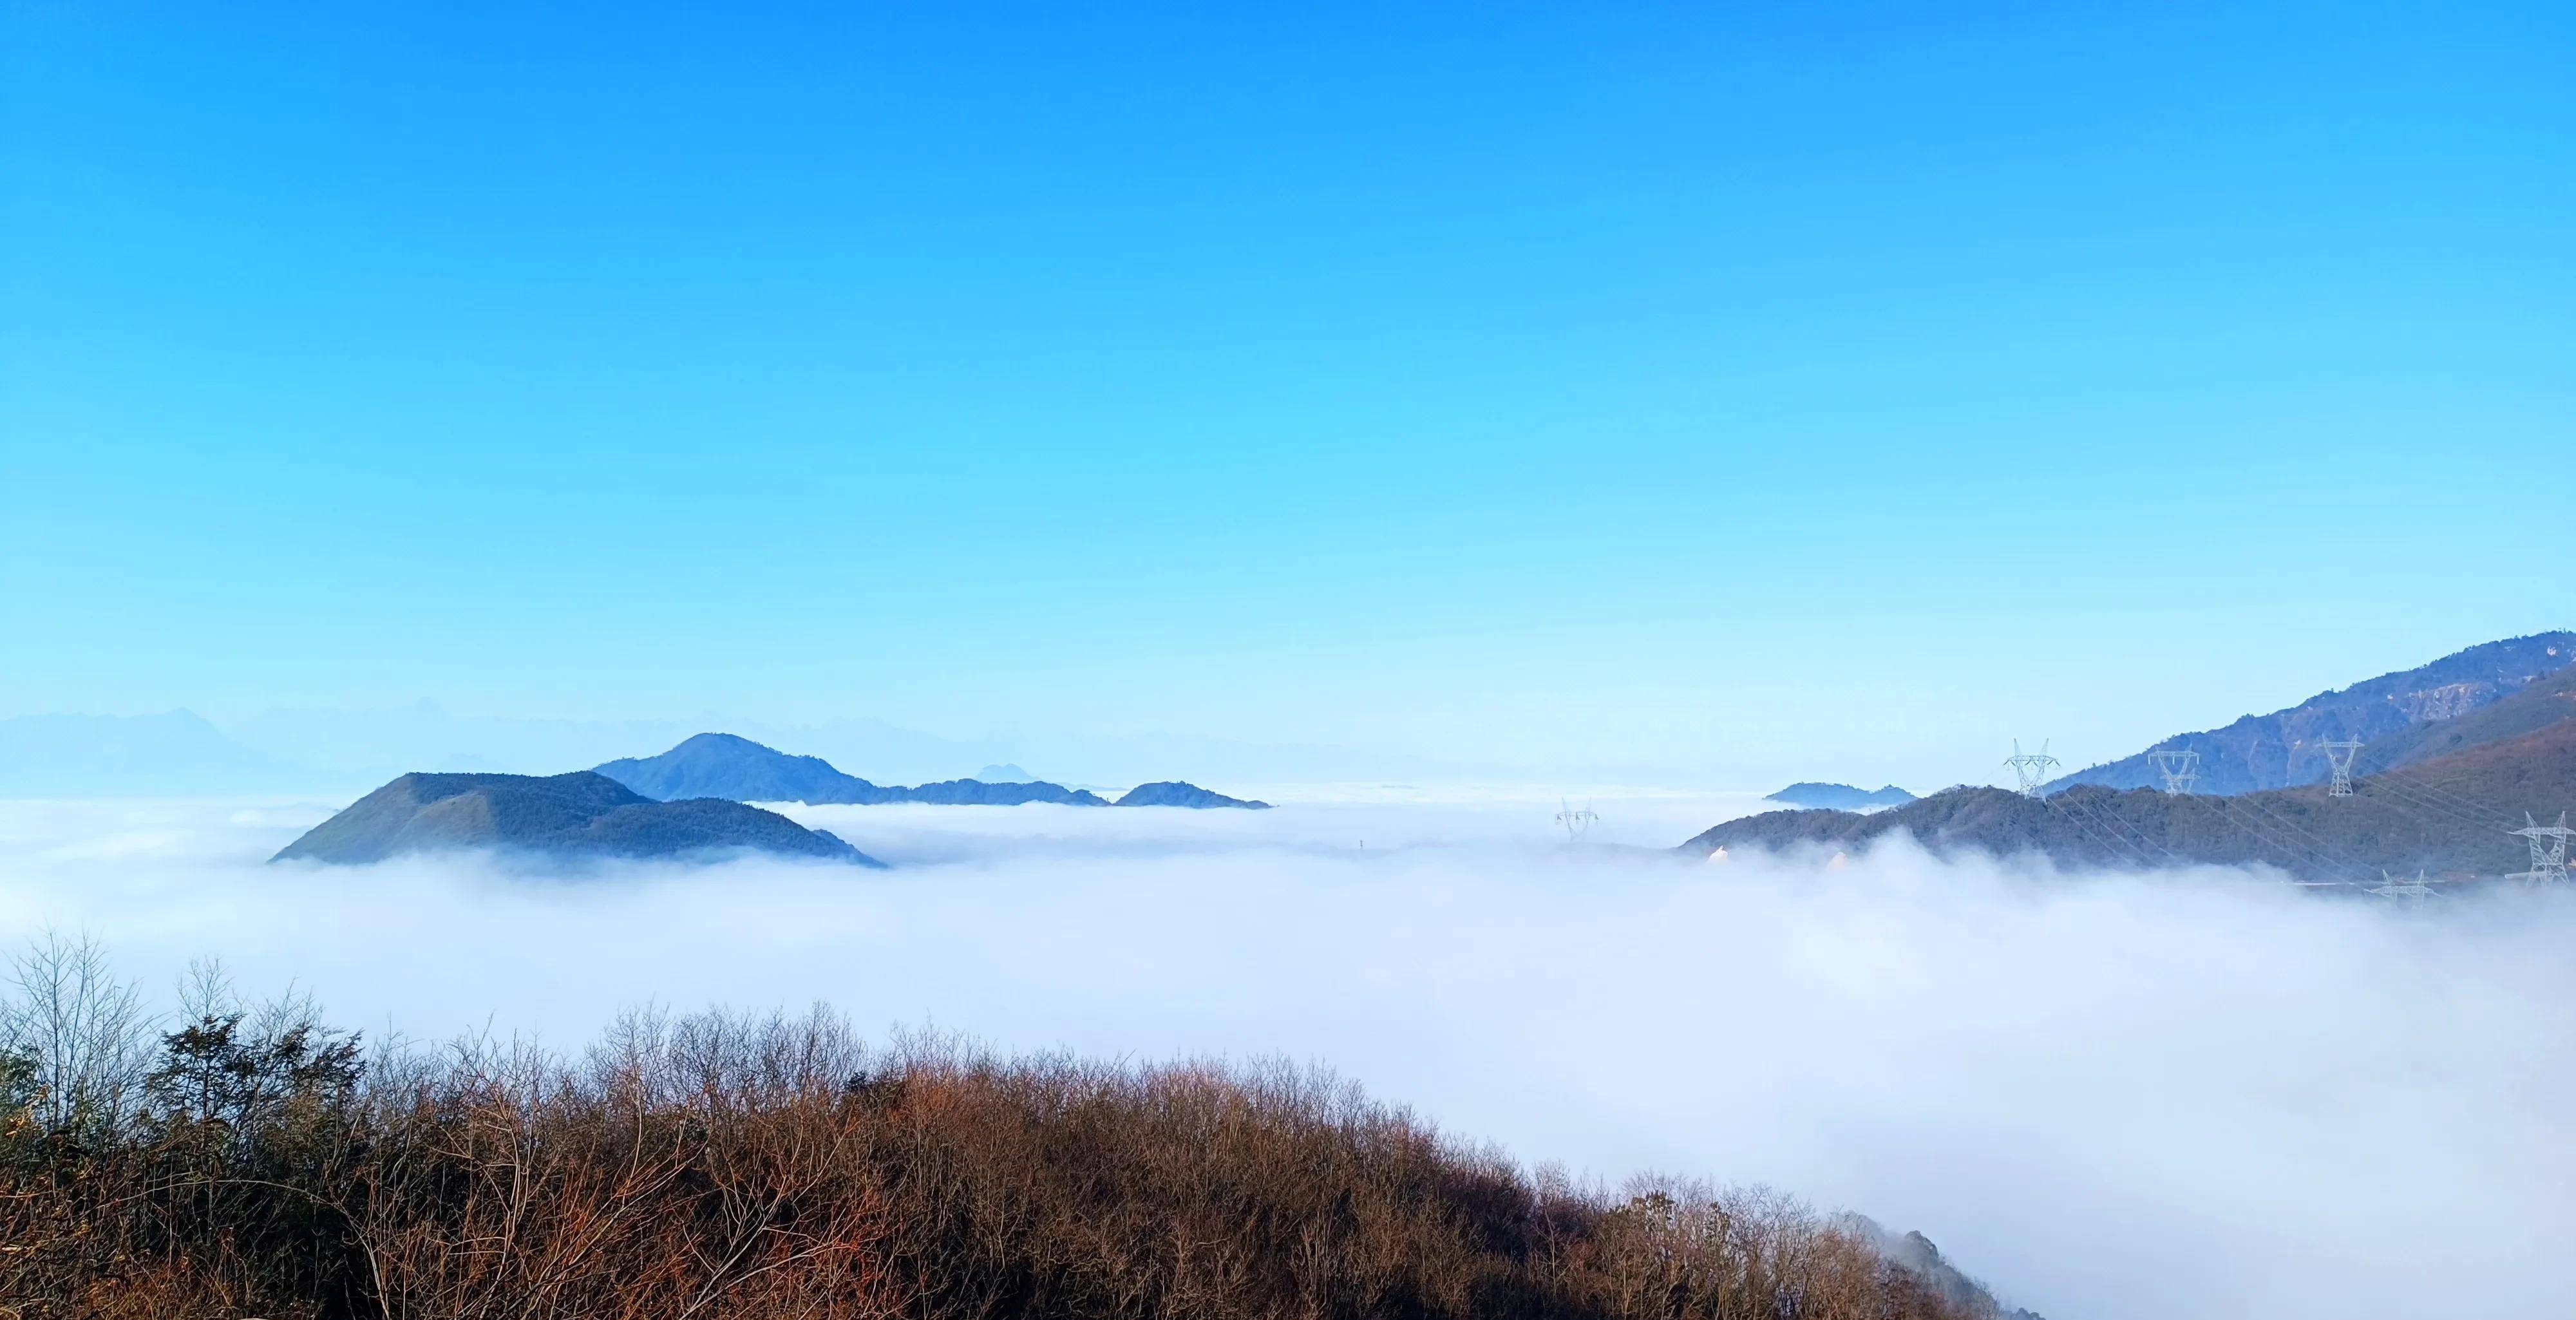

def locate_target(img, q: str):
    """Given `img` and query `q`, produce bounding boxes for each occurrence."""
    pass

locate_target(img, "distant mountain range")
[594,733,1269,809]
[0,710,327,796]
[1689,633,2576,883]
[2047,632,2574,795]
[271,771,880,867]
[1765,782,1917,811]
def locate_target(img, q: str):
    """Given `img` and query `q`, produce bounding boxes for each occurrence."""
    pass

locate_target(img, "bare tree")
[1,930,153,1135]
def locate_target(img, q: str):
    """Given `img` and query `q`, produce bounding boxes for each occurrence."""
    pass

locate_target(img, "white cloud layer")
[2,788,2570,1319]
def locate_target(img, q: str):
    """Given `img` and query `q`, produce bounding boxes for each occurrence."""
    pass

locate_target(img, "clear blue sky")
[4,1,2569,787]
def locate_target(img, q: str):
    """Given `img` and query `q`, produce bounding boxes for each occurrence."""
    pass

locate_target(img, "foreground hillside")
[2047,632,2573,795]
[0,952,2026,1320]
[1687,720,2576,882]
[271,770,880,866]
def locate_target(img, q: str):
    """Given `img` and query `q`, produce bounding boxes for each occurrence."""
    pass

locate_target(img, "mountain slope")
[595,733,899,804]
[2357,662,2576,775]
[1685,719,2576,882]
[2047,632,2574,796]
[271,771,881,866]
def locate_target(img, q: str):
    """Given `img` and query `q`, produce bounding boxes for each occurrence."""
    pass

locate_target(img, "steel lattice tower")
[2320,739,2363,798]
[1555,798,1598,842]
[2147,748,2200,795]
[2003,740,2060,798]
[2366,870,2438,901]
[2508,811,2573,882]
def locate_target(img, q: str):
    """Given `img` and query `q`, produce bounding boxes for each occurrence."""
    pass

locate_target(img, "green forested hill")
[1685,719,2576,883]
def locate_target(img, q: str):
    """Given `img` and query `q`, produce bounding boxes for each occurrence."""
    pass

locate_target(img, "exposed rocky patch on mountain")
[270,771,881,866]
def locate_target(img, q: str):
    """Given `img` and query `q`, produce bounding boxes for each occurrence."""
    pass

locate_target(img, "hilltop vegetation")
[0,939,2024,1320]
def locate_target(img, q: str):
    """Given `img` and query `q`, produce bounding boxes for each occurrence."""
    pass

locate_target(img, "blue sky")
[3,1,2569,787]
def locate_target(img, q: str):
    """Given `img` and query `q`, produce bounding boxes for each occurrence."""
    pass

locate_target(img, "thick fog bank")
[1,792,2570,1320]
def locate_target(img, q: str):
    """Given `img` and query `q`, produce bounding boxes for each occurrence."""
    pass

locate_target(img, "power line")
[2235,791,2378,879]
[2358,776,2503,836]
[2365,870,2441,903]
[2040,791,2157,867]
[2208,793,2363,885]
[2375,768,2519,831]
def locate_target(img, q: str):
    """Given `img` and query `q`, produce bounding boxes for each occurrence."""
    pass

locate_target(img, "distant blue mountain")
[1764,782,1917,811]
[271,771,881,866]
[1114,781,1271,809]
[594,733,871,802]
[595,734,1270,809]
[976,764,1034,782]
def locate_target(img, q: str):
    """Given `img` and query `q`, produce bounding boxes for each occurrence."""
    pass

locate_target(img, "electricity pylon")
[2507,811,2573,882]
[2147,748,2200,795]
[2003,740,2059,798]
[2366,869,2438,901]
[2320,739,2363,798]
[1555,798,1598,842]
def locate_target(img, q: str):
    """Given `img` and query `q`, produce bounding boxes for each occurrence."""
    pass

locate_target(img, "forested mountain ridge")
[1687,719,2576,882]
[270,771,881,866]
[2047,632,2573,796]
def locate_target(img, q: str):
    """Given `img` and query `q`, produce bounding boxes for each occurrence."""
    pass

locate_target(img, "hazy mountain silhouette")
[1113,781,1272,809]
[271,771,880,866]
[1765,782,1917,810]
[594,734,1266,809]
[0,710,328,797]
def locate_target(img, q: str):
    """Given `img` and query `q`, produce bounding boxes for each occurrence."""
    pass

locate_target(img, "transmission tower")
[2365,869,2438,902]
[2147,747,2201,795]
[2003,739,2059,798]
[2320,739,2363,798]
[2507,811,2573,882]
[1555,798,1598,842]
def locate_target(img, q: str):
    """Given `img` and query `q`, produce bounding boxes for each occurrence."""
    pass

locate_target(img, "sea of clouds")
[2,786,2570,1320]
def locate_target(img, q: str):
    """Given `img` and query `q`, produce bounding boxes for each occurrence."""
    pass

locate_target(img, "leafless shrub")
[0,943,1998,1319]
